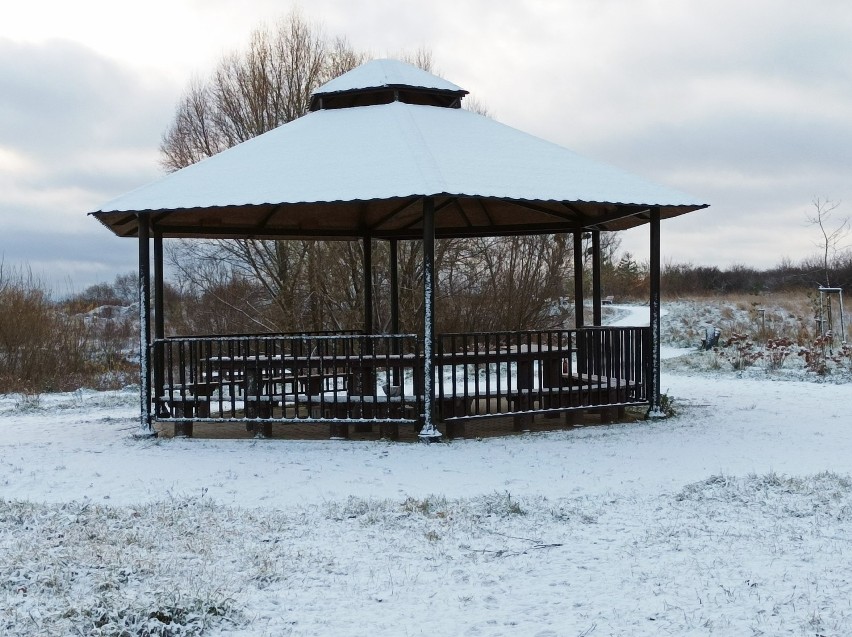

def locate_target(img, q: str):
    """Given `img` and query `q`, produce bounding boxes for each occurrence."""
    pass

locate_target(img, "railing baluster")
[165,341,173,416]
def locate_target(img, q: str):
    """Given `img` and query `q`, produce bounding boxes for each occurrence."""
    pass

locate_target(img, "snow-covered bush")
[714,333,763,370]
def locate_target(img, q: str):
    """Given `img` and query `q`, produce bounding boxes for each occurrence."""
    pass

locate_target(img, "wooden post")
[592,230,602,326]
[173,421,193,438]
[330,422,350,439]
[564,409,583,426]
[136,214,154,437]
[379,422,399,441]
[445,421,465,439]
[419,197,440,440]
[647,207,663,418]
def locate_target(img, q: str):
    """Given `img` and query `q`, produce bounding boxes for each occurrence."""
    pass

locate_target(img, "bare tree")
[160,15,579,334]
[160,10,364,172]
[160,10,369,333]
[397,46,434,73]
[463,96,491,117]
[434,235,571,332]
[806,197,847,287]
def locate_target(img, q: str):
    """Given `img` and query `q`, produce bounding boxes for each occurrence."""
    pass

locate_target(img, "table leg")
[245,368,258,419]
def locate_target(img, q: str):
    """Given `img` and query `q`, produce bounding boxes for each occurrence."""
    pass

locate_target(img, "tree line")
[1,242,846,394]
[661,255,852,297]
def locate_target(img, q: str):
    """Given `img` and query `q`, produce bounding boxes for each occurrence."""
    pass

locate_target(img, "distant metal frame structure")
[818,286,846,348]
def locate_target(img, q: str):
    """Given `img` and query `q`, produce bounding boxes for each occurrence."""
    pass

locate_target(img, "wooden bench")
[257,371,348,397]
[566,372,639,387]
[158,380,222,437]
[602,295,615,305]
[160,381,220,417]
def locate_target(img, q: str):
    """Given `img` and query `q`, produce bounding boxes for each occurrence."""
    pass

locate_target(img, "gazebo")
[91,59,707,440]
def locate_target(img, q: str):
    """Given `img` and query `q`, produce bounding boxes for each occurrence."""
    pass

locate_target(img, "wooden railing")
[153,332,422,426]
[434,327,648,421]
[152,326,648,428]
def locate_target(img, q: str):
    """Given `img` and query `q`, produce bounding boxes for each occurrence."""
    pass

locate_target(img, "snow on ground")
[605,303,657,327]
[3,306,852,635]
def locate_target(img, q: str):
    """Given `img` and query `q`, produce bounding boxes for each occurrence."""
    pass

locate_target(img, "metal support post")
[419,197,440,441]
[592,230,602,326]
[363,235,373,336]
[390,238,400,385]
[153,230,166,418]
[136,214,155,436]
[573,230,585,328]
[647,207,664,418]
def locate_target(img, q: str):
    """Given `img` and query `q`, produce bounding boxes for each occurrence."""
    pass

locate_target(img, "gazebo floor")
[154,407,646,441]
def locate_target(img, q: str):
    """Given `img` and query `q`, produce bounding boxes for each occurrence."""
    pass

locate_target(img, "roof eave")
[90,198,709,240]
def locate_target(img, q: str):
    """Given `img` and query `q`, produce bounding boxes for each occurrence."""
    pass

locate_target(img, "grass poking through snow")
[2,474,852,635]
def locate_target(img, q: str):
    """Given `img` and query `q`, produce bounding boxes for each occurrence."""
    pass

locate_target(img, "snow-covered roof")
[91,60,707,240]
[313,58,465,98]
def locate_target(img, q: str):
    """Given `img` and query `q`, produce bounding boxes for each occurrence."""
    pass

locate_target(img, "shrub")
[764,337,795,371]
[0,265,137,393]
[798,334,832,375]
[659,392,677,418]
[714,333,763,370]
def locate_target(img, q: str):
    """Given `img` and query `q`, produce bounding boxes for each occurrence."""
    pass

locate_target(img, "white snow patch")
[2,304,852,634]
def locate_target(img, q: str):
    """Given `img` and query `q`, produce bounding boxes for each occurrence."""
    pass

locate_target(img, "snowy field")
[3,304,852,636]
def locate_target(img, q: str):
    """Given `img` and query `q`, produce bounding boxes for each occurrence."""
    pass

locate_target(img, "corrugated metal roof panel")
[97,101,701,214]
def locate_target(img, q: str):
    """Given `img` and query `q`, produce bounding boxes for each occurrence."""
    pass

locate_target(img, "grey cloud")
[4,0,852,288]
[0,225,136,292]
[0,38,174,153]
[591,114,852,188]
[0,38,177,289]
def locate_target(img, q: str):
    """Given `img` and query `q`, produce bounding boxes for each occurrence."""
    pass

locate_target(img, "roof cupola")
[309,58,468,111]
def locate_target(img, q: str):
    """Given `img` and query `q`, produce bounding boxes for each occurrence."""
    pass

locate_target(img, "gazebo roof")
[309,58,467,110]
[91,60,707,240]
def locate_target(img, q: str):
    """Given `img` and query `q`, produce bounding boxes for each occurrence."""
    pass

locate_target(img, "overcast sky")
[2,0,851,291]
